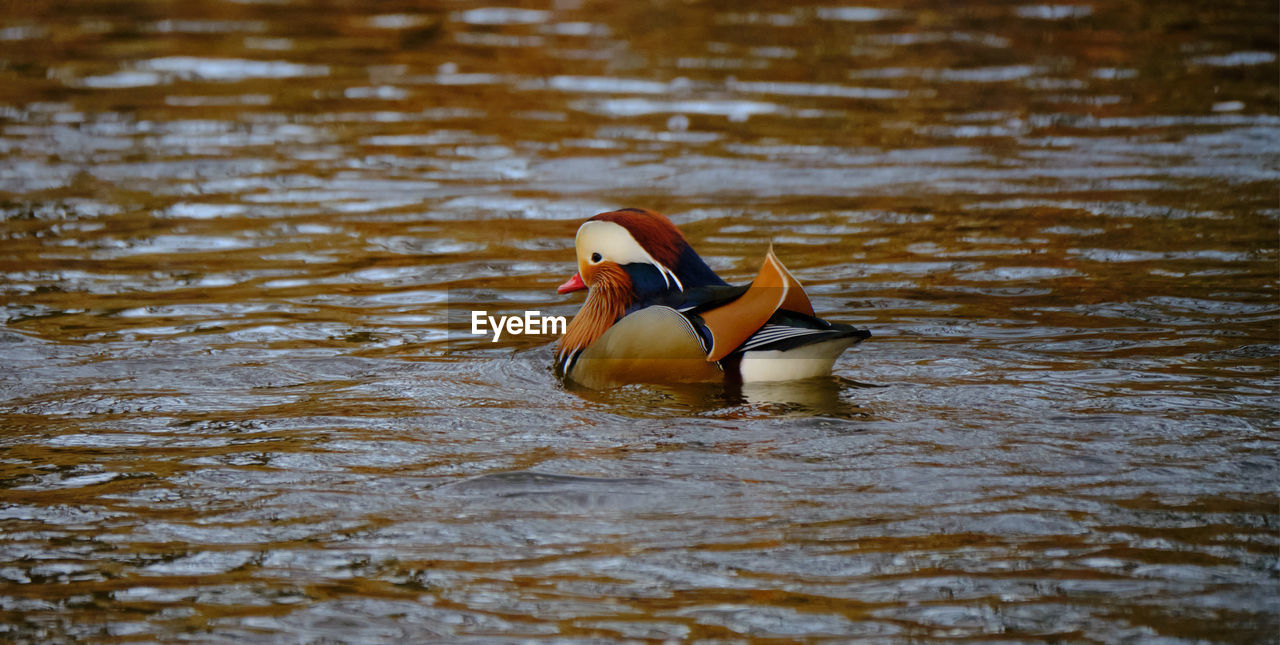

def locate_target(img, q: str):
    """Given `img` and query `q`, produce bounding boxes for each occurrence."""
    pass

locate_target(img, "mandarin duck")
[555,208,869,389]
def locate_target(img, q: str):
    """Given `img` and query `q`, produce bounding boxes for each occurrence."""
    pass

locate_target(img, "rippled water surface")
[2,1,1278,642]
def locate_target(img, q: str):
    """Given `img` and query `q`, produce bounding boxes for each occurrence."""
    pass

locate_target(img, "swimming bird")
[554,208,869,389]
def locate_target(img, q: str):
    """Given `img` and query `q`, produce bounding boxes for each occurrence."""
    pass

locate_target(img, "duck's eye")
[590,252,602,263]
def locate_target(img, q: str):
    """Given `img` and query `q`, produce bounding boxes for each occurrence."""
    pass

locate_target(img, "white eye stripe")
[576,221,683,291]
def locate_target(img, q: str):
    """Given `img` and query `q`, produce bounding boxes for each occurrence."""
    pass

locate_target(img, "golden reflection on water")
[1,0,1278,642]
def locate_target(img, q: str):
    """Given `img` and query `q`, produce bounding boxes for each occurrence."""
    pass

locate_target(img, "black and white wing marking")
[738,322,870,353]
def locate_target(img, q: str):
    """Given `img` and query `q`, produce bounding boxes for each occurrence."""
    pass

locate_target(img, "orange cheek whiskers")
[556,264,634,367]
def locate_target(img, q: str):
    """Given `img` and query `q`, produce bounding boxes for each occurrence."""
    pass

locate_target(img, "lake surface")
[1,0,1277,642]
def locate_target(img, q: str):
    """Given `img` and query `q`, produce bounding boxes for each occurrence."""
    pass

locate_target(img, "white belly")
[737,338,860,382]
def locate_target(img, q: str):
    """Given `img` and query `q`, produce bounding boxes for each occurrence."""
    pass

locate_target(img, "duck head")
[555,208,725,372]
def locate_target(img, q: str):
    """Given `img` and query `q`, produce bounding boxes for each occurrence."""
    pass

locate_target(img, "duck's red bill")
[557,273,586,294]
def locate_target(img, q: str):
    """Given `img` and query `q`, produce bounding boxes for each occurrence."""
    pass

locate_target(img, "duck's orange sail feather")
[699,246,815,362]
